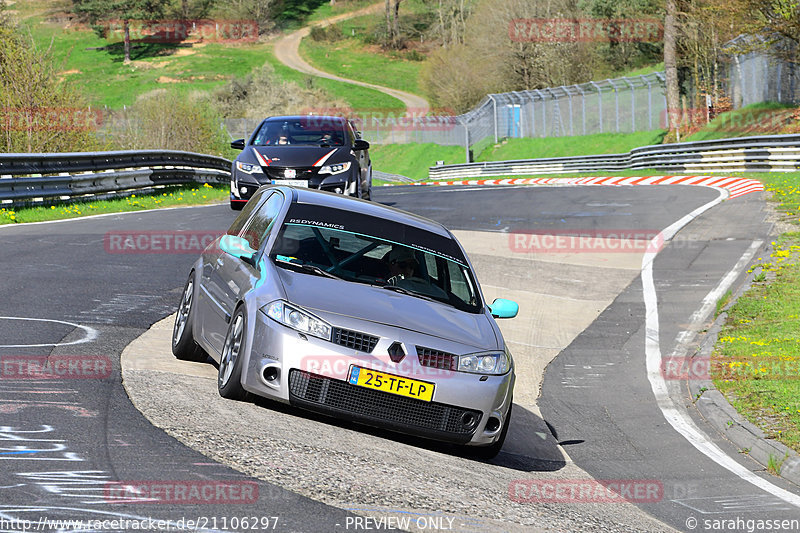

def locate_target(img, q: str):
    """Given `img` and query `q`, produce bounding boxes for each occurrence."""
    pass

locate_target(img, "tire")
[468,402,512,460]
[360,167,372,201]
[230,200,244,211]
[218,307,251,401]
[172,273,208,362]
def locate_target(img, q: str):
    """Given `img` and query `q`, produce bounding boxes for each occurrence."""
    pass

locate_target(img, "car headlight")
[318,161,351,175]
[261,300,332,340]
[457,350,511,375]
[236,161,263,174]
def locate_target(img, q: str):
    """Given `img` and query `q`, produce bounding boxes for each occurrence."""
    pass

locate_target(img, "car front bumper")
[240,309,514,446]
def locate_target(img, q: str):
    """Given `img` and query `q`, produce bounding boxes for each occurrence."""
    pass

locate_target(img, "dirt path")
[273,2,429,113]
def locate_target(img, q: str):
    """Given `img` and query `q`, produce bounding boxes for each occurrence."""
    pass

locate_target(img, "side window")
[227,189,267,236]
[240,192,284,251]
[346,122,357,144]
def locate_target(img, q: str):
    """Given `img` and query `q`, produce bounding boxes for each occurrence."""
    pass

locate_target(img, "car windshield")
[269,204,481,313]
[252,118,346,147]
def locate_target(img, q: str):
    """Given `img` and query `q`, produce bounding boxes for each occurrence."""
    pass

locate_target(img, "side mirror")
[218,235,256,266]
[353,139,370,151]
[489,298,518,319]
[231,139,245,150]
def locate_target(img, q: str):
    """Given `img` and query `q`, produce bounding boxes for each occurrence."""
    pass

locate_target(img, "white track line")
[0,317,98,348]
[641,190,800,507]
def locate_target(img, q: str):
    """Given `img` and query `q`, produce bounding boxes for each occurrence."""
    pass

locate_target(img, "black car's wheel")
[218,307,251,401]
[231,200,244,211]
[361,167,372,201]
[172,274,208,362]
[467,402,512,460]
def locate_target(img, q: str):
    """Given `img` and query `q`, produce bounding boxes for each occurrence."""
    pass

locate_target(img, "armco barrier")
[429,133,800,180]
[0,150,231,205]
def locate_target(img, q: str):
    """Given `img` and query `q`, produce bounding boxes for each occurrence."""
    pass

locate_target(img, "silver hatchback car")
[172,186,519,457]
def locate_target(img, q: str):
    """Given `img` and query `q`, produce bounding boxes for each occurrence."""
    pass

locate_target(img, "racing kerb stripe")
[405,176,764,199]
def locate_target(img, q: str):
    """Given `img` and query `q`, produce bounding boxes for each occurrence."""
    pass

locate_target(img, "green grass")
[263,46,405,112]
[0,183,227,225]
[21,17,274,109]
[300,37,424,98]
[712,230,800,451]
[686,102,796,142]
[476,130,668,161]
[617,62,664,78]
[370,143,466,180]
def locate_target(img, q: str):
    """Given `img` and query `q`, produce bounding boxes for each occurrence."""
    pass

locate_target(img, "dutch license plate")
[271,179,308,187]
[348,366,434,402]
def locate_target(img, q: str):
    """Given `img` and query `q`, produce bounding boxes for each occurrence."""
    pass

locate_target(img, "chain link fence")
[727,36,800,108]
[221,72,667,162]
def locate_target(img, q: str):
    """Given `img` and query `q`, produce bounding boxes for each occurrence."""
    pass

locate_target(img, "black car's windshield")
[252,118,346,147]
[270,204,481,313]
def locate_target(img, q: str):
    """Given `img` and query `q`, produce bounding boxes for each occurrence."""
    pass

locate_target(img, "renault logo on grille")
[388,342,405,363]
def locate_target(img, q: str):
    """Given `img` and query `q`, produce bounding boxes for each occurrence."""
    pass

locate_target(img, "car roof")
[263,115,347,123]
[269,186,452,238]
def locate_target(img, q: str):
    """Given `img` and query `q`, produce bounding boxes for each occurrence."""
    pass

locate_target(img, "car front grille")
[288,370,481,439]
[332,327,379,353]
[264,166,315,180]
[417,346,457,371]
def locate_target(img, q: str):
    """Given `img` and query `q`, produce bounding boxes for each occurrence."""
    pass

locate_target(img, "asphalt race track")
[1,184,798,532]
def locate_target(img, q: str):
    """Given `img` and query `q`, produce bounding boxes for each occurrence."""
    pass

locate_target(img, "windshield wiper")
[274,258,342,280]
[379,284,438,303]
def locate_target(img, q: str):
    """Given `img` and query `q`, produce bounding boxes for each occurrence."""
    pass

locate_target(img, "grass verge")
[0,183,227,225]
[712,232,800,452]
[371,143,466,180]
[476,131,668,161]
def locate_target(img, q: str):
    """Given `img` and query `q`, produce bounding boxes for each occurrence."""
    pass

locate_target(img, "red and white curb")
[406,176,764,199]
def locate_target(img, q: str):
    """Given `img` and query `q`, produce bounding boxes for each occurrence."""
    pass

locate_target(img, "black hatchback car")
[229,115,372,210]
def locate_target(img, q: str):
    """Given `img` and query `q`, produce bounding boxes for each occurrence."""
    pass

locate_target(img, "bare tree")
[664,0,680,137]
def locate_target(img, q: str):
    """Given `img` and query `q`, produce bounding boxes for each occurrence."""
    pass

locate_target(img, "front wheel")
[360,167,372,201]
[218,307,251,401]
[172,274,208,362]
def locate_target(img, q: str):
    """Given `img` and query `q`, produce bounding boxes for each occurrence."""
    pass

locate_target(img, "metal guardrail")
[428,133,800,180]
[0,150,231,205]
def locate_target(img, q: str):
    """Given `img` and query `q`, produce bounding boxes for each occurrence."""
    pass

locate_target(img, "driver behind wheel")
[386,246,418,284]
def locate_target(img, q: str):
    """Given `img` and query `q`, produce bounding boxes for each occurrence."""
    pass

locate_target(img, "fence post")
[574,84,586,135]
[624,77,636,132]
[457,117,470,163]
[488,95,498,143]
[526,90,536,138]
[564,86,574,136]
[607,79,620,133]
[512,91,525,138]
[534,89,546,136]
[645,76,653,130]
[589,81,602,133]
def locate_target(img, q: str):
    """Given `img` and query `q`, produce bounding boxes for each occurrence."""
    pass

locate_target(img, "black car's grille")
[264,166,315,181]
[417,346,458,371]
[332,327,379,353]
[288,370,481,437]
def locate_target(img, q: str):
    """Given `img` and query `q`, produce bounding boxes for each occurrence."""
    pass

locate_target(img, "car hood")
[250,146,348,168]
[275,268,496,350]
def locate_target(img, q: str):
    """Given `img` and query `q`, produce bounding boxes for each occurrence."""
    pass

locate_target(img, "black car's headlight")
[262,300,332,340]
[318,162,351,175]
[457,350,511,375]
[236,161,263,174]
